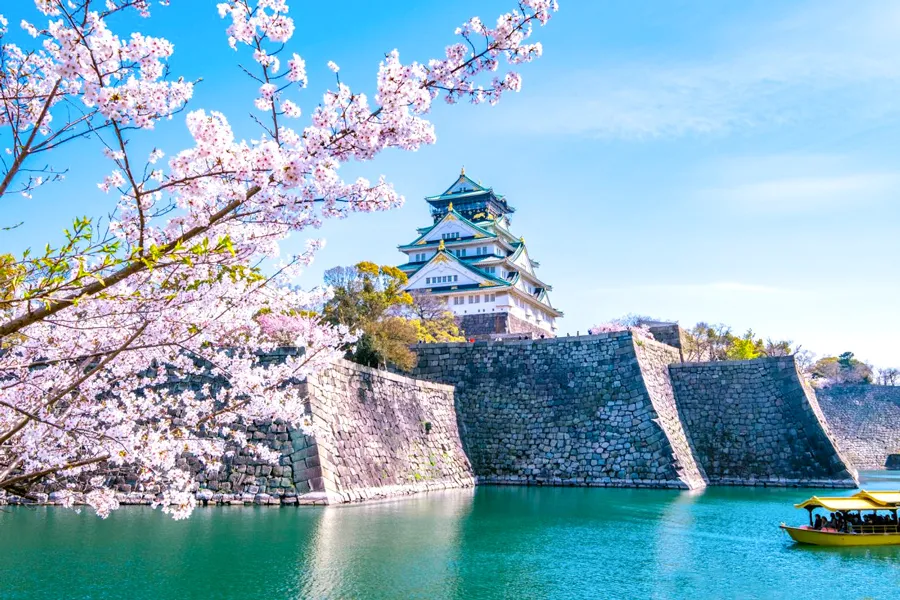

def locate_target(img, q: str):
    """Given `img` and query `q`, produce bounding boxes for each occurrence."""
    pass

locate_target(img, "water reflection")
[650,489,702,599]
[5,481,900,600]
[449,486,693,600]
[299,489,474,600]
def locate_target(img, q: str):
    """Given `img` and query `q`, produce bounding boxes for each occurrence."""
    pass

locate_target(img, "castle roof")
[406,246,513,289]
[424,169,515,221]
[398,206,498,250]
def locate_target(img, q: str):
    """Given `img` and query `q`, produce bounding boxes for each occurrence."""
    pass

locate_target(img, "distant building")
[397,169,562,339]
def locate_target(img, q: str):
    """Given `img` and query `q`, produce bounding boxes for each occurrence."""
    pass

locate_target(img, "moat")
[3,473,899,600]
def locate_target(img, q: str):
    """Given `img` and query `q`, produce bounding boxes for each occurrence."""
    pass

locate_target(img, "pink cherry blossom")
[0,0,556,518]
[286,53,307,86]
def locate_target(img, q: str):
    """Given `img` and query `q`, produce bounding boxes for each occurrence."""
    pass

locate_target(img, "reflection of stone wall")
[817,385,900,470]
[669,358,857,487]
[411,333,707,489]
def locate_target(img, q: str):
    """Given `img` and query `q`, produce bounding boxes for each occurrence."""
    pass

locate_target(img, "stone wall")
[633,340,707,487]
[505,313,554,338]
[13,334,872,509]
[669,358,857,487]
[411,333,707,489]
[194,359,474,505]
[189,409,319,506]
[458,312,553,340]
[816,385,900,470]
[20,356,474,508]
[459,313,507,337]
[303,360,475,504]
[647,324,684,351]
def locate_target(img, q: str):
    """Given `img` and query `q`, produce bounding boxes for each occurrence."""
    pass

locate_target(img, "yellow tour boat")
[781,490,900,546]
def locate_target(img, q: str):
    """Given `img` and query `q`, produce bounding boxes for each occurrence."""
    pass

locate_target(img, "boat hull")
[781,525,900,547]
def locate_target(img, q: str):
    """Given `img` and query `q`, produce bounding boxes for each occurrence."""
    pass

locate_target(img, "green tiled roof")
[398,208,498,249]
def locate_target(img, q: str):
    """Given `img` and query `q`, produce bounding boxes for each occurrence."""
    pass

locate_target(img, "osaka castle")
[398,169,562,339]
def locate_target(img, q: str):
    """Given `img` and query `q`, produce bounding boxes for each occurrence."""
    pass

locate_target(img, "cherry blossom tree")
[0,0,557,518]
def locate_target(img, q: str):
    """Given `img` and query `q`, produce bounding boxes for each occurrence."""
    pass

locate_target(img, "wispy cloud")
[483,0,900,139]
[693,153,900,213]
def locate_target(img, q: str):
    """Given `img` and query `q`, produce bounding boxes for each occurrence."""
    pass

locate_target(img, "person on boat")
[842,517,854,533]
[813,514,823,530]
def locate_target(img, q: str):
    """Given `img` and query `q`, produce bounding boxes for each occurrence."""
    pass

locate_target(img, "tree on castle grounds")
[322,262,417,370]
[321,263,464,371]
[592,315,809,368]
[810,352,874,386]
[0,0,557,518]
[877,368,900,386]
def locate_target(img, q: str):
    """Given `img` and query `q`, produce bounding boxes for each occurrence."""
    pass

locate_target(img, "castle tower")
[397,169,562,339]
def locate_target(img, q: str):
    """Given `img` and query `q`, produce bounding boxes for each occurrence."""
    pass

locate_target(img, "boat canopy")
[794,496,887,511]
[854,490,900,506]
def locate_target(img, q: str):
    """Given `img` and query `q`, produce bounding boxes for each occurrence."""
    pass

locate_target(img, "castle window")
[426,277,430,284]
[454,275,458,282]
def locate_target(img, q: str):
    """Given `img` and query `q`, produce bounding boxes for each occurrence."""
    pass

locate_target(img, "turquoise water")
[2,474,900,599]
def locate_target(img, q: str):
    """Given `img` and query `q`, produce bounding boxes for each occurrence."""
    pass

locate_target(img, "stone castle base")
[6,329,868,511]
[459,312,553,340]
[6,358,475,509]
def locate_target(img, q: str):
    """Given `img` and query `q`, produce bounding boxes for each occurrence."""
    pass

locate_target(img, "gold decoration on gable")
[448,202,453,211]
[433,253,449,264]
[438,239,445,251]
[478,281,494,287]
[415,239,427,245]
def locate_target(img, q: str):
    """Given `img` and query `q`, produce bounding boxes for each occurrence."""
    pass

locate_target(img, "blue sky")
[4,0,900,368]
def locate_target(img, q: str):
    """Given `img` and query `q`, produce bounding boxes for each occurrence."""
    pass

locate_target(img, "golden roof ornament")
[448,202,453,212]
[460,166,465,175]
[438,239,445,251]
[519,236,525,244]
